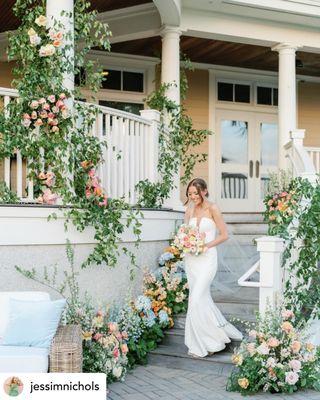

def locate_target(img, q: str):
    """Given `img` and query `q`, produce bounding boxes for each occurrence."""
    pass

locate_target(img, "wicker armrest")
[49,325,83,372]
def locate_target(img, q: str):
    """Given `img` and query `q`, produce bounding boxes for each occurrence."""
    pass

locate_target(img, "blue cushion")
[2,298,66,349]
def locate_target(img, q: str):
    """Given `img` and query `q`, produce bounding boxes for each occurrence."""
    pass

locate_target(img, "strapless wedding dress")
[184,217,243,357]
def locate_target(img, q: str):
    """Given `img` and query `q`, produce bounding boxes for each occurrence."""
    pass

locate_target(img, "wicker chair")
[49,325,83,372]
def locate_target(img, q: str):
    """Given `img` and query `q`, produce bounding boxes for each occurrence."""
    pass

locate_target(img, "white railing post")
[256,236,285,315]
[139,109,160,183]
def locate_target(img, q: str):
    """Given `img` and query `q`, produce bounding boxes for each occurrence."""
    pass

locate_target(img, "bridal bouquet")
[173,224,206,256]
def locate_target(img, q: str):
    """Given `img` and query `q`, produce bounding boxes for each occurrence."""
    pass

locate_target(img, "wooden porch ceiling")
[0,0,153,33]
[110,36,320,77]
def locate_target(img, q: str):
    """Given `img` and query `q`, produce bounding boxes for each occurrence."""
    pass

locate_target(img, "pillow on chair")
[2,298,66,349]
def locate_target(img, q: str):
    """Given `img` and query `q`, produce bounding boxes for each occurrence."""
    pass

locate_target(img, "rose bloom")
[30,100,39,109]
[306,343,315,352]
[257,342,270,355]
[51,126,59,133]
[39,110,48,119]
[30,34,41,46]
[266,357,276,368]
[38,97,46,104]
[22,119,31,128]
[281,321,294,334]
[93,333,103,341]
[121,343,128,354]
[289,359,301,372]
[42,189,58,205]
[38,172,46,180]
[48,95,56,103]
[31,111,37,119]
[35,15,47,26]
[39,44,55,57]
[121,331,128,340]
[282,309,294,320]
[108,322,118,333]
[53,39,63,47]
[238,378,249,389]
[34,118,43,126]
[88,169,96,178]
[291,340,301,353]
[232,354,243,366]
[59,93,66,99]
[267,337,280,348]
[285,371,299,386]
[27,28,36,36]
[43,103,51,111]
[247,342,256,356]
[113,347,120,358]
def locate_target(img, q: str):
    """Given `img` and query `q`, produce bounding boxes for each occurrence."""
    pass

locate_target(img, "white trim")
[208,70,217,203]
[97,3,157,22]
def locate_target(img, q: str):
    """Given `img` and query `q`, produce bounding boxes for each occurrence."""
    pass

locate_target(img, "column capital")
[271,42,302,53]
[160,25,182,38]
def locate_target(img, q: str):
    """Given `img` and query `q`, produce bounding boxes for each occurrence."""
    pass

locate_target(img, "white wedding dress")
[184,216,243,357]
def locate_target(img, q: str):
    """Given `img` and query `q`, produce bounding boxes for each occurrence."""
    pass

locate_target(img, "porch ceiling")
[110,36,320,77]
[0,0,153,33]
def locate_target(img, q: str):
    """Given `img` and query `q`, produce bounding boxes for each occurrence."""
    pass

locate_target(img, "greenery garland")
[264,175,320,322]
[0,0,141,268]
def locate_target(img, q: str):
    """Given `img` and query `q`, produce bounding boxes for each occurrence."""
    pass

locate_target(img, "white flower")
[29,34,41,46]
[27,28,37,36]
[281,348,290,358]
[112,366,123,379]
[39,44,55,57]
[285,371,299,385]
[22,118,31,127]
[289,359,301,372]
[266,357,276,368]
[257,342,270,355]
[35,15,47,27]
[105,359,112,371]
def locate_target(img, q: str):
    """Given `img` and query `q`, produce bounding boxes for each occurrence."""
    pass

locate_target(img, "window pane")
[101,69,121,90]
[99,100,143,116]
[235,84,250,103]
[260,122,278,166]
[260,175,270,199]
[257,86,272,105]
[221,120,248,164]
[75,67,86,87]
[218,82,233,101]
[123,72,144,92]
[221,172,248,199]
[273,88,278,106]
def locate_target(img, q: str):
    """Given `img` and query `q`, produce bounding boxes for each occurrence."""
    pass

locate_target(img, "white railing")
[0,87,160,205]
[305,146,320,174]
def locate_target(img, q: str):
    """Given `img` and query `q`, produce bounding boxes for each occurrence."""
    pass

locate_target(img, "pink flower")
[282,309,294,320]
[38,172,46,180]
[42,188,58,205]
[34,118,43,126]
[47,112,55,119]
[43,103,50,111]
[30,100,39,109]
[31,111,37,119]
[52,106,59,113]
[121,331,128,340]
[88,169,96,178]
[93,333,103,341]
[285,371,299,385]
[36,195,44,203]
[289,359,301,372]
[113,347,119,358]
[23,113,31,119]
[48,95,56,103]
[98,196,108,207]
[108,322,118,333]
[85,189,91,199]
[45,172,55,187]
[56,100,64,108]
[53,39,63,47]
[121,343,128,354]
[291,340,301,353]
[51,119,58,126]
[281,321,294,334]
[39,110,48,119]
[51,126,59,133]
[267,337,280,348]
[59,93,66,99]
[22,119,31,127]
[38,97,46,104]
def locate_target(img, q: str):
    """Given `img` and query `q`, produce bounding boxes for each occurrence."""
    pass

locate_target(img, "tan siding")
[0,62,14,88]
[298,81,320,147]
[180,69,209,201]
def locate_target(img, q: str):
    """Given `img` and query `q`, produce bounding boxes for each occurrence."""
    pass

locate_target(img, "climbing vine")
[264,174,320,322]
[136,59,212,208]
[0,0,141,268]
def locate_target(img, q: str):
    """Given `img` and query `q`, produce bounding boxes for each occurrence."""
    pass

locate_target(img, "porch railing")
[0,87,160,205]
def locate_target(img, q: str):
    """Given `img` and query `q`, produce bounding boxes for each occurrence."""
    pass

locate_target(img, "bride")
[184,178,243,357]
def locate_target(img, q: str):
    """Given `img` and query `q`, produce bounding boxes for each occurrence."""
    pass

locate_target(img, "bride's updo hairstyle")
[185,178,209,205]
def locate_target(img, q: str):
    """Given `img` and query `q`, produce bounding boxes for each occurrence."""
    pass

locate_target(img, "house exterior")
[0,0,319,309]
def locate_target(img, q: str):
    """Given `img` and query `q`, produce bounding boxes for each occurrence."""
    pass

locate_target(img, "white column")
[256,236,285,315]
[160,25,183,210]
[46,0,74,97]
[272,43,300,169]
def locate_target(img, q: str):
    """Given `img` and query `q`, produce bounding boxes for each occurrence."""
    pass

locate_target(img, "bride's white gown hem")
[184,217,243,358]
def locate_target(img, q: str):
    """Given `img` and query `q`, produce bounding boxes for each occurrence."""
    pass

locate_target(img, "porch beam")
[160,25,183,211]
[153,0,181,26]
[272,43,300,169]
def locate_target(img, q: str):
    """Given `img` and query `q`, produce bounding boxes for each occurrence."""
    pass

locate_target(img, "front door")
[215,110,278,212]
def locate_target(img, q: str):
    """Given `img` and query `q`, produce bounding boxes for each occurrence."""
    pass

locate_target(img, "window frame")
[216,79,253,105]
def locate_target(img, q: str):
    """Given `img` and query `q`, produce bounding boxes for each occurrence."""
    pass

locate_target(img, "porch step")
[222,212,264,223]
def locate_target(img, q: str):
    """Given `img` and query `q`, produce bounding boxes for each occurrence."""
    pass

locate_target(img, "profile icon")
[3,376,24,397]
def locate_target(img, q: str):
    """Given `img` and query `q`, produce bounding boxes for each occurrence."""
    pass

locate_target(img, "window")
[99,100,143,116]
[75,67,86,87]
[101,69,144,93]
[218,82,250,103]
[257,86,278,106]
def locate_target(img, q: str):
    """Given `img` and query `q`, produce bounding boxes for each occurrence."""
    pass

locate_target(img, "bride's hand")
[203,246,209,253]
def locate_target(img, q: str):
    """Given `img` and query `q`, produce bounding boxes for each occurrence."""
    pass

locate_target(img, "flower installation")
[227,305,320,395]
[36,171,59,205]
[173,224,206,256]
[80,161,108,207]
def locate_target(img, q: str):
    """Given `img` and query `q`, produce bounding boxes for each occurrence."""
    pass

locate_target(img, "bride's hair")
[185,178,209,205]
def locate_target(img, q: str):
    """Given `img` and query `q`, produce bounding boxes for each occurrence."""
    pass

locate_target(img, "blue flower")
[158,310,169,326]
[144,310,156,327]
[174,260,185,271]
[135,295,151,312]
[159,252,174,266]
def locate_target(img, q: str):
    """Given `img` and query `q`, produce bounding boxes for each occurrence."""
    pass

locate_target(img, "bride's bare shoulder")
[208,202,222,215]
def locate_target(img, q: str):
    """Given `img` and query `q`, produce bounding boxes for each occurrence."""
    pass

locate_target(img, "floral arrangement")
[227,306,320,395]
[173,224,206,256]
[80,161,108,207]
[22,93,69,134]
[36,171,59,204]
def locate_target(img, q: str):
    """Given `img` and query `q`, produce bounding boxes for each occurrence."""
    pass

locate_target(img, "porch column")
[160,25,183,210]
[46,0,74,99]
[272,43,300,169]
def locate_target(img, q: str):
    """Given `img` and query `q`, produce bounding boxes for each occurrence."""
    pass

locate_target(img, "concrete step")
[223,212,264,223]
[227,222,268,235]
[148,345,234,375]
[211,286,259,303]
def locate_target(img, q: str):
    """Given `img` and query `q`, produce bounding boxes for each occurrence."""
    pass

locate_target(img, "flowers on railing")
[36,171,59,205]
[227,305,320,395]
[22,93,69,133]
[81,161,108,207]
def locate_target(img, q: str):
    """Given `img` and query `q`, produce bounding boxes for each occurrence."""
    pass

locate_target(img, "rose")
[121,343,128,354]
[231,354,243,366]
[51,126,59,133]
[38,172,46,180]
[285,371,299,385]
[246,343,256,356]
[29,34,41,46]
[238,378,249,389]
[266,357,276,368]
[113,347,120,358]
[291,340,301,353]
[121,331,128,340]
[257,342,270,355]
[48,95,56,103]
[39,44,55,57]
[27,28,37,36]
[34,118,43,126]
[22,119,31,127]
[43,103,51,111]
[31,111,37,119]
[42,189,58,205]
[112,366,123,379]
[289,359,301,372]
[108,322,118,333]
[53,39,62,47]
[35,15,47,26]
[93,333,103,341]
[248,330,257,339]
[306,343,315,352]
[281,321,294,334]
[267,337,280,348]
[282,309,294,320]
[30,100,39,109]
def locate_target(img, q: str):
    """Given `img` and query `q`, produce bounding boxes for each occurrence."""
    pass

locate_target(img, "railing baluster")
[123,118,130,203]
[129,120,135,205]
[16,150,23,198]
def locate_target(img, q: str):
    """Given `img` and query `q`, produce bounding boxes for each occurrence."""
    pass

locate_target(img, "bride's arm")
[205,204,228,249]
[184,206,191,224]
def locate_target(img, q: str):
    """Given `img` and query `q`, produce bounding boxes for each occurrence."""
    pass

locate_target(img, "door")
[215,110,278,212]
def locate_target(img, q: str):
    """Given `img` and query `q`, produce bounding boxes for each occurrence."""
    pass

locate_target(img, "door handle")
[249,160,253,178]
[255,160,260,178]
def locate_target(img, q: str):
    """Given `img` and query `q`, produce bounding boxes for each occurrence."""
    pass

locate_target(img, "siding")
[0,61,14,88]
[180,69,209,201]
[298,81,320,147]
